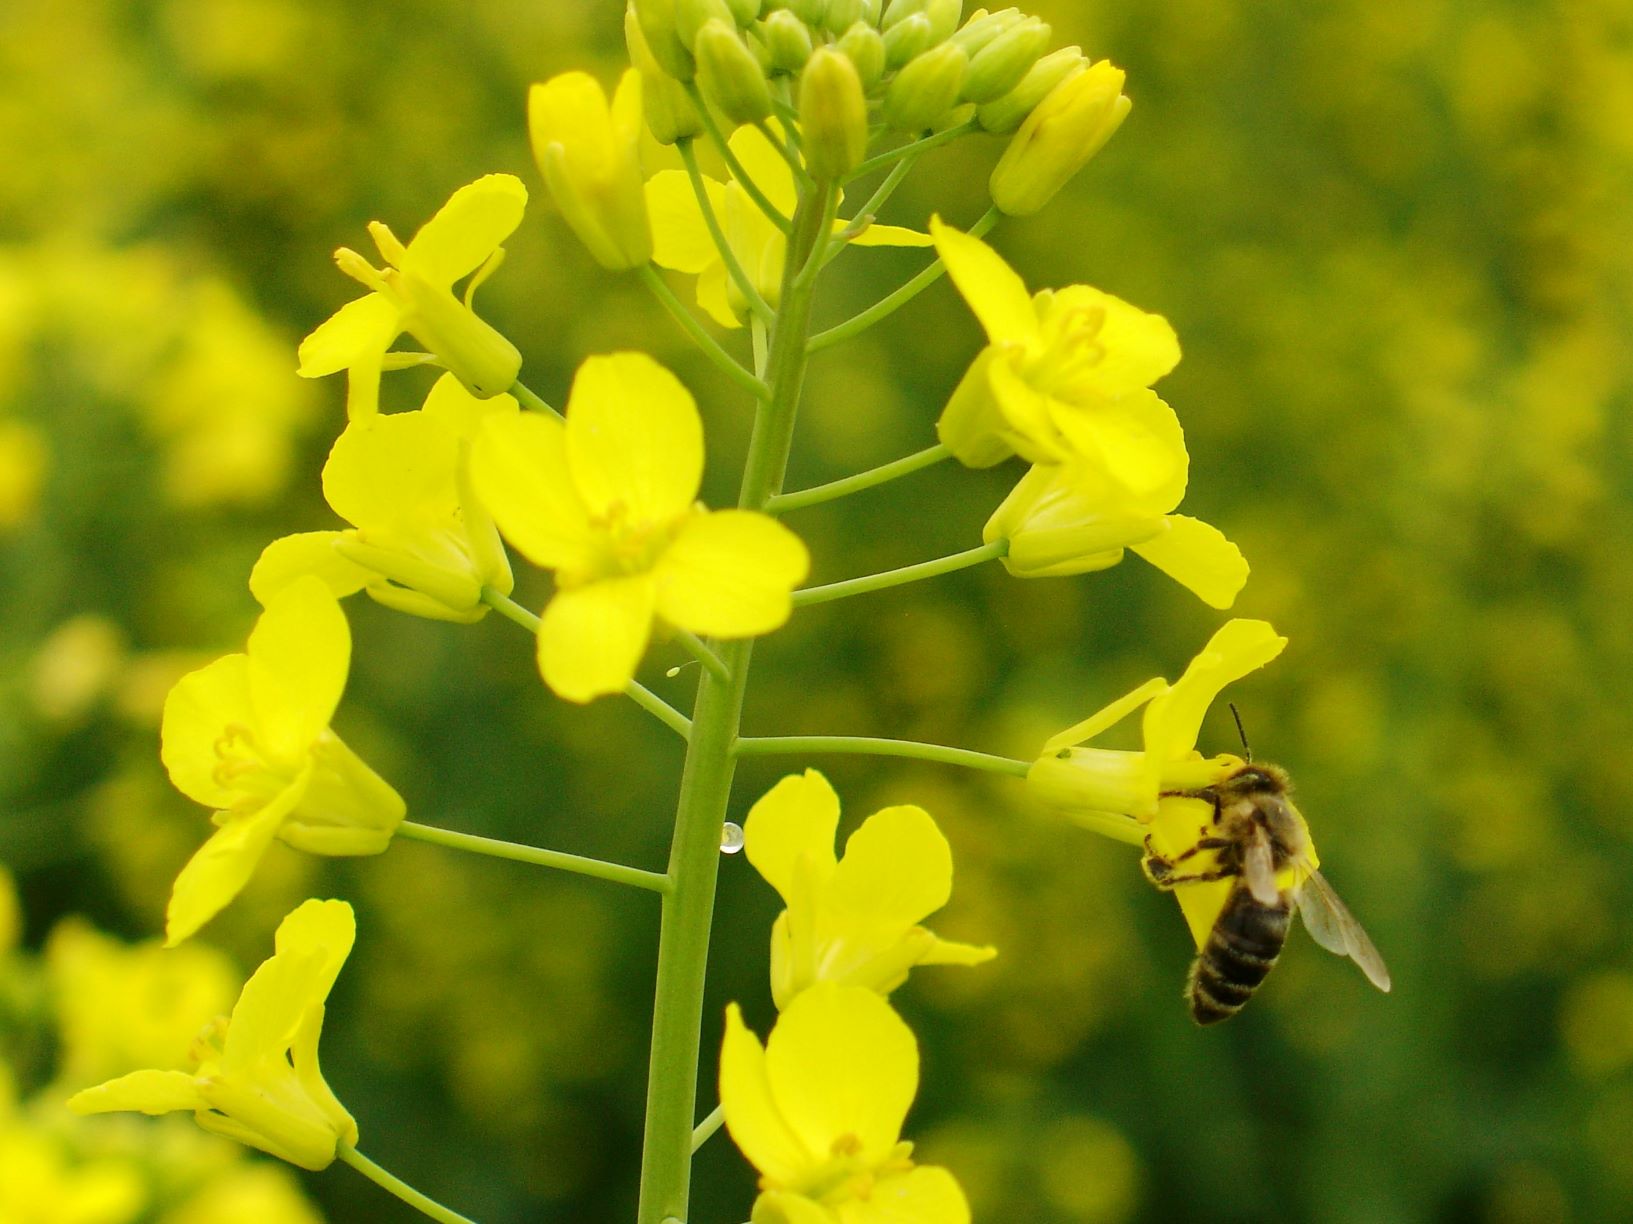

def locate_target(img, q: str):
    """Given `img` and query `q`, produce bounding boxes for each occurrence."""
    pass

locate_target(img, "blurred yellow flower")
[721,983,970,1224]
[0,417,48,528]
[645,124,932,328]
[470,351,808,702]
[930,217,1183,492]
[984,459,1248,608]
[70,899,360,1172]
[0,862,18,954]
[989,60,1130,216]
[743,770,995,1009]
[298,174,526,418]
[529,69,653,270]
[46,918,239,1090]
[0,1124,146,1224]
[158,1162,326,1224]
[251,373,516,622]
[159,577,404,944]
[29,615,127,724]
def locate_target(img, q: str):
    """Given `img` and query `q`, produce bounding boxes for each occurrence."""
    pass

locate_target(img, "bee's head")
[1227,762,1290,795]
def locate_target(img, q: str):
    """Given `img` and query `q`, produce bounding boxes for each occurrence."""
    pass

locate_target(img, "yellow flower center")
[212,724,295,804]
[1021,302,1110,398]
[584,500,685,581]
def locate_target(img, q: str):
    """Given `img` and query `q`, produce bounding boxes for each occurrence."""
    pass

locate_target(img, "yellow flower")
[645,124,932,328]
[46,918,239,1090]
[529,69,653,270]
[298,174,526,419]
[1027,620,1295,943]
[69,899,360,1172]
[0,418,48,529]
[721,984,970,1224]
[470,351,809,702]
[983,459,1248,608]
[744,770,995,1009]
[988,60,1130,216]
[0,1124,145,1224]
[250,374,515,623]
[159,578,404,945]
[931,216,1184,495]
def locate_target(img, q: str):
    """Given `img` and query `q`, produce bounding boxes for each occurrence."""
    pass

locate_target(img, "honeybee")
[1142,730,1391,1025]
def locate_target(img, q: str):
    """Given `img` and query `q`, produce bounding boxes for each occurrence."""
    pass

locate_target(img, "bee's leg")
[1151,865,1238,887]
[1160,787,1225,824]
[1168,835,1231,866]
[1141,838,1176,886]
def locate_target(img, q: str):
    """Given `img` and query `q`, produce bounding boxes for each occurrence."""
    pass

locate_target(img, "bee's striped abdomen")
[1186,886,1291,1025]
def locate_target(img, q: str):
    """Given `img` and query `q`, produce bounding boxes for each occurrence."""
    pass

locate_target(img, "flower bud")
[962,15,1049,102]
[881,0,928,27]
[949,6,1023,56]
[882,12,934,68]
[976,45,1085,133]
[399,280,522,398]
[697,18,774,122]
[529,70,654,269]
[762,8,814,72]
[799,48,868,179]
[627,3,704,142]
[633,0,695,78]
[989,59,1129,215]
[725,0,762,24]
[838,21,886,86]
[923,0,963,42]
[822,0,866,33]
[883,41,968,132]
[859,0,883,22]
[676,0,736,47]
[789,0,829,24]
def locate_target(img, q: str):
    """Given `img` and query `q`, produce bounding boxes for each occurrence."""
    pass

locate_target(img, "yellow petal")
[763,983,917,1169]
[828,806,952,931]
[655,510,808,637]
[165,799,293,946]
[250,533,372,606]
[565,352,703,524]
[246,577,350,762]
[470,412,597,573]
[840,1165,971,1224]
[68,1069,204,1117]
[1048,388,1188,501]
[1142,619,1287,762]
[161,654,254,808]
[224,899,355,1066]
[752,1191,832,1224]
[402,174,528,286]
[936,348,1014,468]
[1129,514,1249,609]
[729,123,798,216]
[848,222,934,248]
[297,293,401,378]
[646,171,722,275]
[696,261,741,329]
[1042,284,1181,391]
[322,412,461,529]
[721,1003,814,1188]
[918,936,998,967]
[929,216,1036,344]
[537,575,658,702]
[744,770,842,904]
[1040,676,1169,754]
[419,371,518,440]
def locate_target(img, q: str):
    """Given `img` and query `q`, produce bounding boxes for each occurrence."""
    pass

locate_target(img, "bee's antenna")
[1228,702,1252,762]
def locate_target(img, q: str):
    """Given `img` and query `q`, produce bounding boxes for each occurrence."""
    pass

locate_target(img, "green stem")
[792,539,1007,607]
[734,734,1032,778]
[807,205,1000,353]
[691,1103,726,1154]
[765,443,951,514]
[677,141,773,323]
[638,265,770,401]
[636,184,831,1224]
[338,1145,476,1224]
[673,628,730,682]
[683,84,791,235]
[397,821,669,893]
[510,378,562,420]
[846,120,979,182]
[480,588,692,739]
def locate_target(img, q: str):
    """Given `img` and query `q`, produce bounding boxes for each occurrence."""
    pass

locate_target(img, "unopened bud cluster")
[628,0,1129,208]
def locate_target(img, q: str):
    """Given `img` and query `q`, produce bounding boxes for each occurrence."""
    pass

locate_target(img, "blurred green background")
[2,0,1631,1220]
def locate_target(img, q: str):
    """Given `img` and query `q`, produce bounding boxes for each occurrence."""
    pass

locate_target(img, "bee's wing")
[1242,824,1280,906]
[1296,869,1392,992]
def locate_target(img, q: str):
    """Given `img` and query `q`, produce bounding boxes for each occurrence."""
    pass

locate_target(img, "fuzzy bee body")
[1144,758,1391,1025]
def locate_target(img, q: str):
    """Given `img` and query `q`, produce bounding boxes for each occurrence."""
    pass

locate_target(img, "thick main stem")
[635,187,829,1224]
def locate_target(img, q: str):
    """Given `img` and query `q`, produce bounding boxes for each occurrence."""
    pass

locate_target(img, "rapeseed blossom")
[470,351,808,701]
[721,983,970,1224]
[251,374,515,622]
[298,174,526,418]
[743,770,995,1009]
[69,899,360,1172]
[160,578,403,944]
[989,60,1131,215]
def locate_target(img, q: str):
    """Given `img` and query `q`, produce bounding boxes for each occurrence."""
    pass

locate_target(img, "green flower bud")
[882,12,933,67]
[838,20,886,85]
[799,48,868,179]
[883,41,967,131]
[676,0,736,47]
[762,8,814,71]
[976,45,1085,133]
[948,6,1022,56]
[789,0,829,24]
[823,0,866,33]
[881,0,928,28]
[989,59,1130,215]
[859,0,883,23]
[923,0,962,42]
[725,0,762,23]
[626,3,705,142]
[962,15,1049,102]
[633,0,695,79]
[697,18,775,122]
